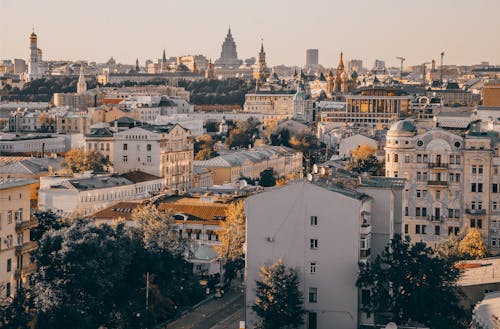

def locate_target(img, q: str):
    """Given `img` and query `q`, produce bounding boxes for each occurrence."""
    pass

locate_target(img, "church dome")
[390,120,416,133]
[351,71,358,79]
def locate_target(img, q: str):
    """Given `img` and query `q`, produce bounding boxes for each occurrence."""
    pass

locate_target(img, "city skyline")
[1,0,500,68]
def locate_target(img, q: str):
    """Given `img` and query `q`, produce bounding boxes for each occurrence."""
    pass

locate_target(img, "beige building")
[113,124,193,192]
[0,179,38,298]
[193,146,303,185]
[385,120,500,252]
[56,111,90,134]
[243,92,295,118]
[483,80,500,106]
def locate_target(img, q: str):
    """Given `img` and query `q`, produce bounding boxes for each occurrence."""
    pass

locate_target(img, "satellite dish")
[312,164,318,174]
[239,180,248,189]
[306,173,313,181]
[385,323,398,329]
[320,167,326,175]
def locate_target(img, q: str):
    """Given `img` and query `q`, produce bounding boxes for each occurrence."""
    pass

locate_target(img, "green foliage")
[0,287,34,329]
[4,76,98,102]
[269,128,291,147]
[253,259,305,329]
[226,117,260,149]
[30,210,68,242]
[356,235,467,329]
[178,78,256,106]
[194,134,218,160]
[29,217,202,329]
[259,169,276,187]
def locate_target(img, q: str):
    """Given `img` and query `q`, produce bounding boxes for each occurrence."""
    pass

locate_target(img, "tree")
[132,203,186,255]
[259,169,276,187]
[459,228,487,259]
[345,144,383,174]
[194,134,217,160]
[61,148,110,173]
[252,259,305,329]
[356,235,467,329]
[0,286,33,329]
[30,210,68,241]
[226,117,260,149]
[214,201,246,284]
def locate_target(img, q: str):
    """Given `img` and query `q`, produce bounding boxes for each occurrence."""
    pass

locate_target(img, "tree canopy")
[356,235,467,329]
[61,148,111,174]
[259,169,276,187]
[252,259,305,329]
[214,201,246,284]
[459,228,487,259]
[345,143,383,174]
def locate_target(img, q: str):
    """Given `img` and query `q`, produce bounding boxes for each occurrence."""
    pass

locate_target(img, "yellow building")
[0,179,38,297]
[483,80,500,106]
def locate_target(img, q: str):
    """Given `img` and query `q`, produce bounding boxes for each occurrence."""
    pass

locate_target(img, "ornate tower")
[161,49,167,72]
[326,70,335,95]
[27,30,42,81]
[214,27,243,68]
[253,40,270,81]
[135,58,140,72]
[205,59,215,79]
[77,66,87,94]
[334,52,345,93]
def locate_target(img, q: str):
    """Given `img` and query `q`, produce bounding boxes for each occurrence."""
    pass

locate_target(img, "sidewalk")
[168,284,244,329]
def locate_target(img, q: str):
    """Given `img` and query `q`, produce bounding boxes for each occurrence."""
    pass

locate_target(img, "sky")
[1,0,499,68]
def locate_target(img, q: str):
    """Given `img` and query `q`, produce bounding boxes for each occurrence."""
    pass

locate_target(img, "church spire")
[135,58,139,71]
[162,49,167,62]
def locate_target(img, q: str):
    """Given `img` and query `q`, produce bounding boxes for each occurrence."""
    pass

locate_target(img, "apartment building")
[112,124,193,192]
[385,120,500,252]
[0,179,38,298]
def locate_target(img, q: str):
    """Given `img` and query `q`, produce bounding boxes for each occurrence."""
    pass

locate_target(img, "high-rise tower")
[214,27,243,68]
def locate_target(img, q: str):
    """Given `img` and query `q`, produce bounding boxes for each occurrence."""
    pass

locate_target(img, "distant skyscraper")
[214,27,243,68]
[348,59,363,72]
[27,30,43,81]
[373,59,386,71]
[306,49,319,67]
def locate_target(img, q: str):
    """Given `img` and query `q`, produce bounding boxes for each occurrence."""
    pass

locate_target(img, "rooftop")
[120,171,161,183]
[0,178,37,190]
[457,257,500,287]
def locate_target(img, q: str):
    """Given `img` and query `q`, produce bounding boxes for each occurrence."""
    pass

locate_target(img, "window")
[472,165,477,174]
[123,143,128,151]
[310,239,318,249]
[147,144,152,151]
[471,183,477,192]
[394,154,398,163]
[404,224,409,234]
[147,156,152,163]
[310,262,316,274]
[7,211,12,224]
[417,172,422,181]
[435,225,440,235]
[6,259,11,272]
[494,184,499,193]
[479,201,483,210]
[423,154,428,163]
[471,219,476,228]
[360,236,368,250]
[404,155,410,163]
[308,312,317,329]
[422,225,427,235]
[417,154,422,163]
[478,183,483,193]
[416,190,421,198]
[310,216,318,226]
[123,155,128,162]
[455,173,460,182]
[422,207,427,217]
[308,288,318,303]
[479,165,484,174]
[416,207,421,217]
[6,283,10,297]
[415,225,421,234]
[478,219,483,229]
[494,202,498,211]
[436,190,441,200]
[404,207,409,216]
[449,155,455,164]
[448,209,454,218]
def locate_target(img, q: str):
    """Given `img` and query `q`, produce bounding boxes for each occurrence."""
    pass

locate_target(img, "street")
[168,285,244,329]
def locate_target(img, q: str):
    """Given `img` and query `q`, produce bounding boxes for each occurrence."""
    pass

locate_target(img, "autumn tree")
[215,200,246,284]
[253,259,305,329]
[226,117,260,149]
[345,143,383,174]
[459,228,487,259]
[61,148,110,173]
[357,235,467,329]
[194,134,218,160]
[132,203,186,255]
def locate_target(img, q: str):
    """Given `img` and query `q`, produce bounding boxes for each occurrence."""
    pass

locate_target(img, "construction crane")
[440,51,445,83]
[396,57,406,81]
[421,62,431,85]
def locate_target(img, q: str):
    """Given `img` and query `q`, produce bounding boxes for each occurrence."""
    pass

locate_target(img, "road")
[168,285,244,329]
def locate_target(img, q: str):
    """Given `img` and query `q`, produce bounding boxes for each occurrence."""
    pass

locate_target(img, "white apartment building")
[385,120,500,252]
[113,124,193,192]
[38,172,164,216]
[245,181,373,329]
[0,133,66,154]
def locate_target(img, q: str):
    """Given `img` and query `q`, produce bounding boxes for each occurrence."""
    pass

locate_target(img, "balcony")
[14,263,37,278]
[466,209,487,215]
[429,216,445,222]
[360,225,371,236]
[427,180,448,187]
[15,219,38,231]
[428,163,449,169]
[15,241,37,256]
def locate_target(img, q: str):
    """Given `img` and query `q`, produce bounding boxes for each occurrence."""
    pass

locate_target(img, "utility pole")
[396,57,405,81]
[440,51,445,83]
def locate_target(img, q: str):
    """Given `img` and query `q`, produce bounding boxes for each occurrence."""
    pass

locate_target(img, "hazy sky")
[1,0,499,68]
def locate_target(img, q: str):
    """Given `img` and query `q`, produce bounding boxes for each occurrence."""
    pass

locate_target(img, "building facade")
[112,124,193,191]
